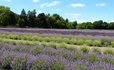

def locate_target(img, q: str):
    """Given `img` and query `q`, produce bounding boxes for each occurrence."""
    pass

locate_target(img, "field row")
[0,38,114,55]
[1,28,114,37]
[0,33,114,48]
[0,43,114,70]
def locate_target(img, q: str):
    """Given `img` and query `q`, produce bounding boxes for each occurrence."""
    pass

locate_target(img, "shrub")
[72,52,83,60]
[22,48,30,53]
[13,47,20,52]
[77,64,88,70]
[54,37,62,43]
[88,54,99,63]
[103,49,113,55]
[102,57,113,63]
[93,40,101,47]
[101,39,111,46]
[92,48,101,54]
[41,41,48,46]
[32,48,42,55]
[37,37,43,42]
[111,42,114,48]
[50,58,68,70]
[55,50,69,58]
[12,57,27,70]
[62,38,70,44]
[31,58,49,70]
[58,43,68,49]
[80,47,89,53]
[2,55,12,69]
[84,40,93,46]
[70,39,78,45]
[44,37,50,42]
[77,39,85,45]
[49,43,57,48]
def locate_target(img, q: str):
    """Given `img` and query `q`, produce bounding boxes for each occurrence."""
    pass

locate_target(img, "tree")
[66,22,73,29]
[101,22,108,29]
[9,11,17,26]
[37,13,48,28]
[72,21,77,29]
[20,9,27,25]
[27,10,36,27]
[0,6,10,26]
[17,18,26,28]
[50,14,67,28]
[108,22,114,29]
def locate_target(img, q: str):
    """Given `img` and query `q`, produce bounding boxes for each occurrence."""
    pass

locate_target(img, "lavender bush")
[0,43,113,70]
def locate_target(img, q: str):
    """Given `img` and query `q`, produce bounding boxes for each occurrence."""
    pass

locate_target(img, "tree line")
[0,5,114,29]
[77,21,114,29]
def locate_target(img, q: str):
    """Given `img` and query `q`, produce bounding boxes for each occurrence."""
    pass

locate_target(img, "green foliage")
[13,47,20,52]
[49,43,57,48]
[88,54,99,63]
[77,39,85,45]
[50,60,67,70]
[12,57,27,70]
[22,48,30,53]
[93,20,108,29]
[0,6,10,26]
[41,41,48,46]
[2,55,12,69]
[32,48,42,55]
[17,17,26,28]
[102,57,114,64]
[103,49,113,55]
[72,52,83,60]
[92,48,101,54]
[0,6,114,29]
[84,39,93,46]
[77,22,93,29]
[80,47,89,53]
[62,38,70,44]
[92,40,101,47]
[101,39,111,46]
[111,42,114,48]
[31,58,49,70]
[77,64,88,70]
[108,22,114,29]
[70,39,78,45]
[58,43,68,49]
[66,21,77,29]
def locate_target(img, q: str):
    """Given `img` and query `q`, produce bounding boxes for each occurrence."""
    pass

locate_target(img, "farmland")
[0,28,114,70]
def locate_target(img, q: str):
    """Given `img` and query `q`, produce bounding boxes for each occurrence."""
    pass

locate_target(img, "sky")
[0,0,114,22]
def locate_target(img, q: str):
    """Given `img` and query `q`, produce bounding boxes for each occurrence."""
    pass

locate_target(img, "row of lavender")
[1,28,114,37]
[0,43,114,70]
[0,33,114,48]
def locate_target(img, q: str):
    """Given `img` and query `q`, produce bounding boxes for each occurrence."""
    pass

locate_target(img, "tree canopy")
[0,5,114,29]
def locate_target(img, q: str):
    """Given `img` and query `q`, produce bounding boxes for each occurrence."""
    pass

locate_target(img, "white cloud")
[4,0,11,2]
[41,3,48,8]
[96,3,105,7]
[40,1,60,8]
[69,3,85,8]
[33,0,39,2]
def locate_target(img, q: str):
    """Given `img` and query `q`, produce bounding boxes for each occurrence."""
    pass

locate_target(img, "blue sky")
[0,0,114,22]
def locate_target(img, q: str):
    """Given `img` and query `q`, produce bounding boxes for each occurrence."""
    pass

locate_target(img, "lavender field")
[0,28,114,70]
